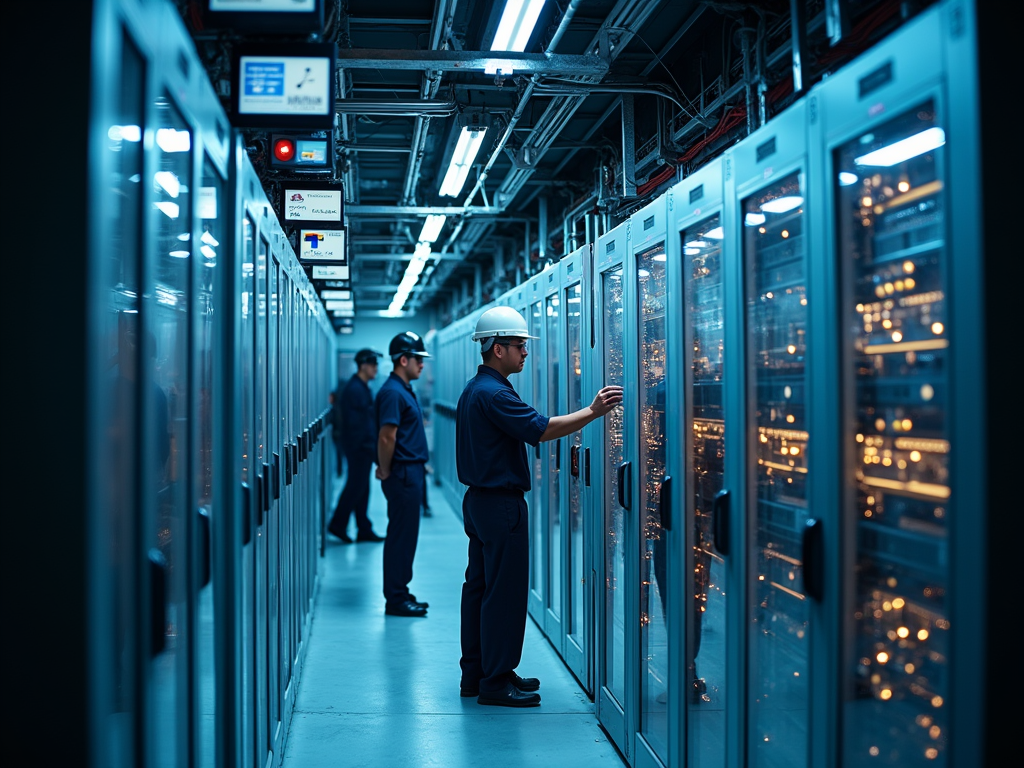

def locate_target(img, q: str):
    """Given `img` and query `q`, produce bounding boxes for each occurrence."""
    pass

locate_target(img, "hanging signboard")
[299,228,347,263]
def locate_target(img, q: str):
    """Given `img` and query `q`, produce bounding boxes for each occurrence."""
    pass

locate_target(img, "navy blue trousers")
[459,489,529,693]
[329,450,374,537]
[381,462,424,606]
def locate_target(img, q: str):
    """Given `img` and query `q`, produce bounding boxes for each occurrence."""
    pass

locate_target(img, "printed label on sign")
[300,229,346,262]
[285,189,342,221]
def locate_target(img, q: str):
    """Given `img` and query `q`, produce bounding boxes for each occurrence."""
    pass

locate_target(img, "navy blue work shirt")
[338,375,375,454]
[375,372,429,464]
[456,365,550,491]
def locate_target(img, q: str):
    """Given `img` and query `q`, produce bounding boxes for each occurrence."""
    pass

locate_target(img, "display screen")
[232,43,335,129]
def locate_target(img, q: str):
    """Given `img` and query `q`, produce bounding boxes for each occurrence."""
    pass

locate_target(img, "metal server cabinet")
[540,261,564,642]
[724,98,815,768]
[627,195,672,768]
[522,271,547,626]
[815,2,984,766]
[668,157,729,768]
[592,219,631,758]
[558,244,593,692]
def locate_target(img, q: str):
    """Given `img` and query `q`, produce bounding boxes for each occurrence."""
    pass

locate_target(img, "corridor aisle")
[280,475,627,768]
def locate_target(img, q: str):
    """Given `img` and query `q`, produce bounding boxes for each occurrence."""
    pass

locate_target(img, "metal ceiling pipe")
[333,98,458,115]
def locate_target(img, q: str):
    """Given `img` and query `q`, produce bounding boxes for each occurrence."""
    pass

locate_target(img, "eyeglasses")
[496,341,528,352]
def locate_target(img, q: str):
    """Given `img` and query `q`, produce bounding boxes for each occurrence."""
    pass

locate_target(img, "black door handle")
[659,475,672,531]
[555,439,561,470]
[584,448,591,486]
[570,445,580,478]
[272,452,280,500]
[197,507,211,589]
[148,548,168,657]
[802,517,824,601]
[617,461,631,510]
[712,489,730,556]
[241,481,252,545]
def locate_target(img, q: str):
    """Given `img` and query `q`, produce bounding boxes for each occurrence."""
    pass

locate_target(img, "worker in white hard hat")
[455,305,624,708]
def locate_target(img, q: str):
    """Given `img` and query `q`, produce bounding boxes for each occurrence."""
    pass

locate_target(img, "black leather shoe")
[510,672,540,692]
[407,594,429,608]
[356,531,385,542]
[384,600,427,617]
[477,682,540,708]
[328,524,352,543]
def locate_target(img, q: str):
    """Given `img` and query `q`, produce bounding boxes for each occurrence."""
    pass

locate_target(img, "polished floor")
[279,466,628,768]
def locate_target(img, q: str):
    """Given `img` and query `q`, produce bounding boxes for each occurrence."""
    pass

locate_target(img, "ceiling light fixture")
[385,242,432,316]
[492,0,546,54]
[439,127,487,198]
[418,214,447,244]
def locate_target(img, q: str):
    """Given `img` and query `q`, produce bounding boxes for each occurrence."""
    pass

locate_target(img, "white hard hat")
[471,306,538,342]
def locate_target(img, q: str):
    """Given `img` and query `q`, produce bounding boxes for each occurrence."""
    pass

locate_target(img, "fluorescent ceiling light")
[200,244,216,260]
[418,214,447,244]
[653,253,667,262]
[838,171,859,186]
[705,226,724,239]
[333,309,355,317]
[760,196,804,213]
[439,127,487,197]
[684,247,700,256]
[855,127,945,167]
[492,0,546,53]
[744,212,766,226]
[685,240,707,248]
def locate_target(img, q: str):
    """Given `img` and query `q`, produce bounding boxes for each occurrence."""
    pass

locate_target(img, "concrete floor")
[279,472,627,768]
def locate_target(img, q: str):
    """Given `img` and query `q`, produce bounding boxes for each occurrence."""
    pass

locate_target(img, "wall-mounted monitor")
[204,1,324,35]
[232,42,336,130]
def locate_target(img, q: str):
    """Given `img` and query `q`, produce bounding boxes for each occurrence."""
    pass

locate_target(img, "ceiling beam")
[335,49,608,77]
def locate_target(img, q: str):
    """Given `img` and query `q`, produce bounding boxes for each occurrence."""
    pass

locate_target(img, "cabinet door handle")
[659,475,672,531]
[802,517,824,601]
[712,489,730,556]
[570,445,580,478]
[617,461,631,511]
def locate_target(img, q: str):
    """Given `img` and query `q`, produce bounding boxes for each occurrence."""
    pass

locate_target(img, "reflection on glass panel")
[546,293,561,618]
[150,94,191,768]
[529,300,544,596]
[194,159,221,768]
[99,31,144,767]
[602,268,626,707]
[240,213,255,768]
[836,101,949,768]
[684,214,726,767]
[566,282,584,645]
[638,242,668,758]
[744,171,810,768]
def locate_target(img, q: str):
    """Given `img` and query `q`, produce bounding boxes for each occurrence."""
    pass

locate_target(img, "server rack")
[591,219,632,758]
[668,157,729,768]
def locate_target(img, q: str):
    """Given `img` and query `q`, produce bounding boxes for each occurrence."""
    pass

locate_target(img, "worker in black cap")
[375,331,432,617]
[328,348,385,543]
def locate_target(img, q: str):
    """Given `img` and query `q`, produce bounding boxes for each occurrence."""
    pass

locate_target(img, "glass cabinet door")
[529,299,544,605]
[683,214,727,768]
[743,171,810,768]
[834,100,950,768]
[637,241,669,761]
[565,281,586,662]
[546,292,562,623]
[149,95,192,768]
[601,267,627,712]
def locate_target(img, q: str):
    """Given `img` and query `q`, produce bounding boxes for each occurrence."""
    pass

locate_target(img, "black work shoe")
[510,672,540,691]
[477,682,540,708]
[408,594,429,608]
[384,600,427,617]
[356,531,385,543]
[328,524,352,543]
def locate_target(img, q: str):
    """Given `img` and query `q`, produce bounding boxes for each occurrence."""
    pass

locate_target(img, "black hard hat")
[354,348,382,365]
[388,331,431,359]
